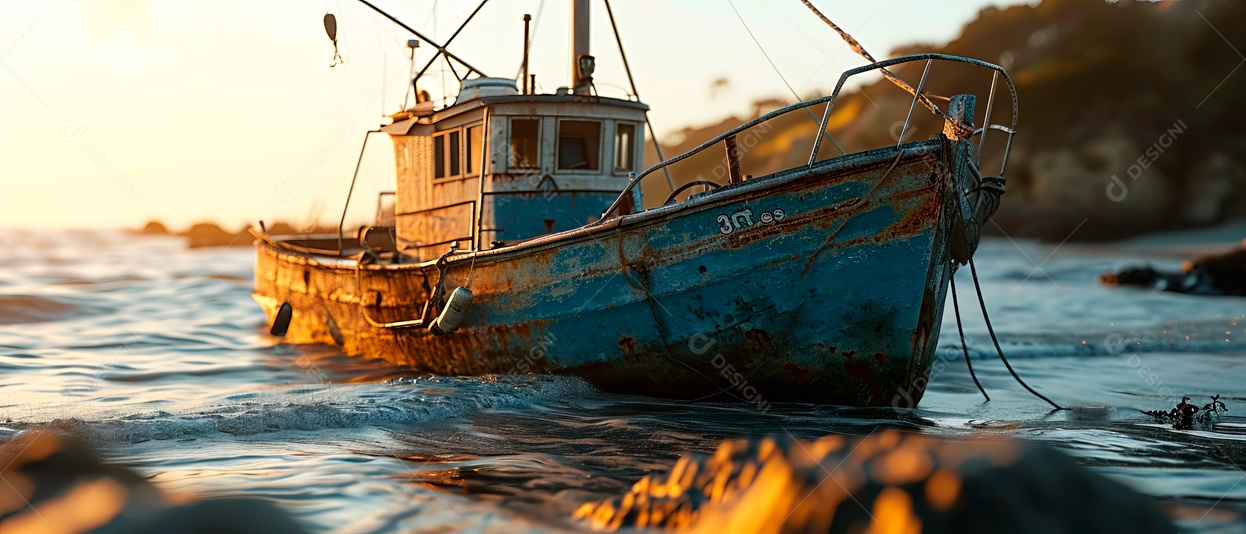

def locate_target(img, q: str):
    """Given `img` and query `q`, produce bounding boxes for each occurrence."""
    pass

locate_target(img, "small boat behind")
[253,3,1018,407]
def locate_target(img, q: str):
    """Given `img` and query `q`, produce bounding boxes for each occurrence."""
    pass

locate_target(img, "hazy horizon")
[2,0,1023,230]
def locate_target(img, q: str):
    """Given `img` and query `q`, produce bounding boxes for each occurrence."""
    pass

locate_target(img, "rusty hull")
[254,137,960,407]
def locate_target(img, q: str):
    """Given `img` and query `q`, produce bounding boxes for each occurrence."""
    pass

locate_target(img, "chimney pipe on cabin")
[522,14,532,94]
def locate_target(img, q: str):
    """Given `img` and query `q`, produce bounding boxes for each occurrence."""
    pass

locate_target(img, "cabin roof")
[383,94,648,135]
[476,94,648,111]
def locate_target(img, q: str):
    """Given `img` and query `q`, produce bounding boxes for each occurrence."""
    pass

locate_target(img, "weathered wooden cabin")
[363,0,645,260]
[383,79,647,260]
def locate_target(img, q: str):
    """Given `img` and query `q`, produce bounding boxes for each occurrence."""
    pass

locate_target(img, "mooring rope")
[950,276,989,401]
[798,1,939,116]
[797,0,974,139]
[968,258,1064,410]
[795,0,1048,407]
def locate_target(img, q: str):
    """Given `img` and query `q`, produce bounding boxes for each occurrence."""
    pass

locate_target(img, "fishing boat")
[252,1,1018,407]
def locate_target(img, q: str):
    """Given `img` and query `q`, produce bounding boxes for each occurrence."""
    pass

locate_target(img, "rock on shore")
[574,431,1176,533]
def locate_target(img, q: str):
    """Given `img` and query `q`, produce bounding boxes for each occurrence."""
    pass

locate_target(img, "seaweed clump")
[1142,394,1228,430]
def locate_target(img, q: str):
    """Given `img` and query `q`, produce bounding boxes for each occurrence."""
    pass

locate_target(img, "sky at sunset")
[1,0,1023,230]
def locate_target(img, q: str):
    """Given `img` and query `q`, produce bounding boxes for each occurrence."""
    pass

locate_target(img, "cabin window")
[448,130,461,176]
[466,125,483,174]
[614,123,636,172]
[434,135,446,178]
[557,120,601,171]
[434,129,463,179]
[510,119,539,168]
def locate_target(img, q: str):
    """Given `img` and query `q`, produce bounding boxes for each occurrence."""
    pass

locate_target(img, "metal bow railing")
[596,53,1019,222]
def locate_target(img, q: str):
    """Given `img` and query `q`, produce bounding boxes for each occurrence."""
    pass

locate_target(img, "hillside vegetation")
[643,0,1246,241]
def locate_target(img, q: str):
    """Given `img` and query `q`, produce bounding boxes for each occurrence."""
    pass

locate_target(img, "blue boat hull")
[254,138,961,407]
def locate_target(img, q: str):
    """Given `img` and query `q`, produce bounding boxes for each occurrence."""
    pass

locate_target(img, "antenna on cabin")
[570,0,593,94]
[404,39,420,108]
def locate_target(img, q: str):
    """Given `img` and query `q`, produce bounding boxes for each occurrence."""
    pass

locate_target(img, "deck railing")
[596,53,1019,222]
[394,199,479,255]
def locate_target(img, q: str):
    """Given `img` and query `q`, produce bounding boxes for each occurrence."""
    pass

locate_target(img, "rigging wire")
[603,0,676,192]
[415,0,492,84]
[725,0,818,125]
[382,47,386,114]
[354,0,488,76]
[950,276,989,401]
[435,1,444,99]
[725,0,845,156]
[968,258,1064,411]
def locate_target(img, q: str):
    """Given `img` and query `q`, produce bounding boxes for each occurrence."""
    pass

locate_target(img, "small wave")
[18,375,595,444]
[0,294,94,325]
[938,316,1246,359]
[52,275,148,286]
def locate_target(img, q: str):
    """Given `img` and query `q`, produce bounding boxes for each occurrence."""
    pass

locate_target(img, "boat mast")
[570,0,593,94]
[602,0,675,191]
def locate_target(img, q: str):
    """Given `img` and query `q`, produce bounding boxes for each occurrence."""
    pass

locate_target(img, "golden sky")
[1,0,1013,229]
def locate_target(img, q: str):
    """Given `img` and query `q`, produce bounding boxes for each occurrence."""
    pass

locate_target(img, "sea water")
[1,228,1244,532]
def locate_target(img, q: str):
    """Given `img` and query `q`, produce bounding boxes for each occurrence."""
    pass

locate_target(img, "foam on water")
[7,375,596,444]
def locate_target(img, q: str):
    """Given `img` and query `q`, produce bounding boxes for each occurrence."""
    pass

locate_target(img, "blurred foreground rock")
[1101,240,1246,296]
[178,222,249,249]
[0,428,306,533]
[133,220,340,248]
[574,431,1175,533]
[132,221,171,236]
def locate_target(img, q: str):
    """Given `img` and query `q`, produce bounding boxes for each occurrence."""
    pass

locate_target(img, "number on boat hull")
[716,208,785,235]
